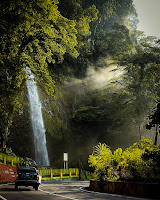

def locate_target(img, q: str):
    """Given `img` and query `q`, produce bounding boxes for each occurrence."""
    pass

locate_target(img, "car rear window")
[17,167,36,173]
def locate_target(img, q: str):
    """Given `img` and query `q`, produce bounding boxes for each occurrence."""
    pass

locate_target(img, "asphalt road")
[0,181,154,200]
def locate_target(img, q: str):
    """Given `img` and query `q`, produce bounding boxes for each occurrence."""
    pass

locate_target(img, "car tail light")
[16,174,18,180]
[37,175,39,181]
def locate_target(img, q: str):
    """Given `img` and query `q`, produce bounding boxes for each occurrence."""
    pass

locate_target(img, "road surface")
[0,181,154,200]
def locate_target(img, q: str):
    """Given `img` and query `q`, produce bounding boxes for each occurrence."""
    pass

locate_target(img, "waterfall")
[26,67,50,166]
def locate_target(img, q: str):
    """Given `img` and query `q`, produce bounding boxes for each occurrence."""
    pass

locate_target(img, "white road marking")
[39,188,79,200]
[79,187,111,200]
[0,183,11,200]
[0,195,7,200]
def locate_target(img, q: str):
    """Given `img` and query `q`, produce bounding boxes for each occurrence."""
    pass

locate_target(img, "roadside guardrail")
[0,152,20,167]
[0,152,79,179]
[38,168,79,179]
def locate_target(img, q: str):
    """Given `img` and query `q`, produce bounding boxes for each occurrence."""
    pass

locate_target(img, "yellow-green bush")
[88,137,159,182]
[88,143,118,181]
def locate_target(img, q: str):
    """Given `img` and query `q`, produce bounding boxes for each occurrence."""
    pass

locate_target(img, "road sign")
[63,153,68,169]
[63,153,68,161]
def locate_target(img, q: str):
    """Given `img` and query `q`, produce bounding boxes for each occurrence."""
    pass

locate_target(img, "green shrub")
[88,137,160,182]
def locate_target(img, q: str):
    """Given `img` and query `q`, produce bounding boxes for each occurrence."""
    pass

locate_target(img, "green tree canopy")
[0,0,98,138]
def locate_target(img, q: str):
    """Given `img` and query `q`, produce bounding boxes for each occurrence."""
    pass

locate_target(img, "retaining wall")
[89,179,160,199]
[0,164,17,183]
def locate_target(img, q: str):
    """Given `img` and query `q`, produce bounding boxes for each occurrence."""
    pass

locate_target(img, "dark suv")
[15,167,41,190]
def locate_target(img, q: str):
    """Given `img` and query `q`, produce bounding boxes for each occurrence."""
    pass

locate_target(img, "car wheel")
[15,184,18,190]
[35,185,39,190]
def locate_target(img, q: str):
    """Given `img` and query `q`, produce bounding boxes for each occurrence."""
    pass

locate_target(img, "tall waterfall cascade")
[26,67,50,166]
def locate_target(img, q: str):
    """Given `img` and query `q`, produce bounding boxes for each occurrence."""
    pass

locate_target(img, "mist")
[86,66,123,89]
[61,56,156,167]
[65,59,124,93]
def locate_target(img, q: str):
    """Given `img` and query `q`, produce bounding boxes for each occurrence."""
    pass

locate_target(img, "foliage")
[87,0,136,61]
[55,0,160,170]
[145,102,160,145]
[62,0,160,139]
[106,23,133,58]
[120,137,153,180]
[0,0,98,138]
[1,0,160,169]
[88,137,160,182]
[50,0,99,79]
[88,143,117,181]
[0,0,79,93]
[73,106,102,121]
[146,103,160,128]
[118,36,160,127]
[142,144,160,177]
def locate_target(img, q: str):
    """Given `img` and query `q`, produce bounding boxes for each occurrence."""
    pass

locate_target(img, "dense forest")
[0,0,160,169]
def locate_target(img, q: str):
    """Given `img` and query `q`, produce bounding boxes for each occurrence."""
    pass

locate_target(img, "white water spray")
[26,67,50,166]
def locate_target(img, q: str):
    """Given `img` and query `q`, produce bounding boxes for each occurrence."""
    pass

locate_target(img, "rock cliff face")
[7,88,72,168]
[8,103,35,160]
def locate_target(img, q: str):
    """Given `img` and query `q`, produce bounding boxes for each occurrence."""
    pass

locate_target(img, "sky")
[133,0,160,38]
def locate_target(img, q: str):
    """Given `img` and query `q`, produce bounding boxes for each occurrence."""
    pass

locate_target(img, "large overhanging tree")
[0,0,98,149]
[115,34,160,141]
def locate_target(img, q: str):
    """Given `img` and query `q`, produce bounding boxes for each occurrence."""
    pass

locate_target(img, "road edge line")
[39,188,79,200]
[0,195,7,200]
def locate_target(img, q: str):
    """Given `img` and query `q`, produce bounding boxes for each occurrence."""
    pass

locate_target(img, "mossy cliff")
[7,85,72,168]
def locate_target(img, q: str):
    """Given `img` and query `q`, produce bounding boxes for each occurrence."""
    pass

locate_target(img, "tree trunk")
[139,125,142,140]
[154,124,159,145]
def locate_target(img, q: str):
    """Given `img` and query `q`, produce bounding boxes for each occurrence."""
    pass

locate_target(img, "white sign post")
[63,153,68,169]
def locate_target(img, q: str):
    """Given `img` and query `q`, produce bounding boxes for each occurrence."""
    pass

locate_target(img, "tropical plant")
[88,137,156,182]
